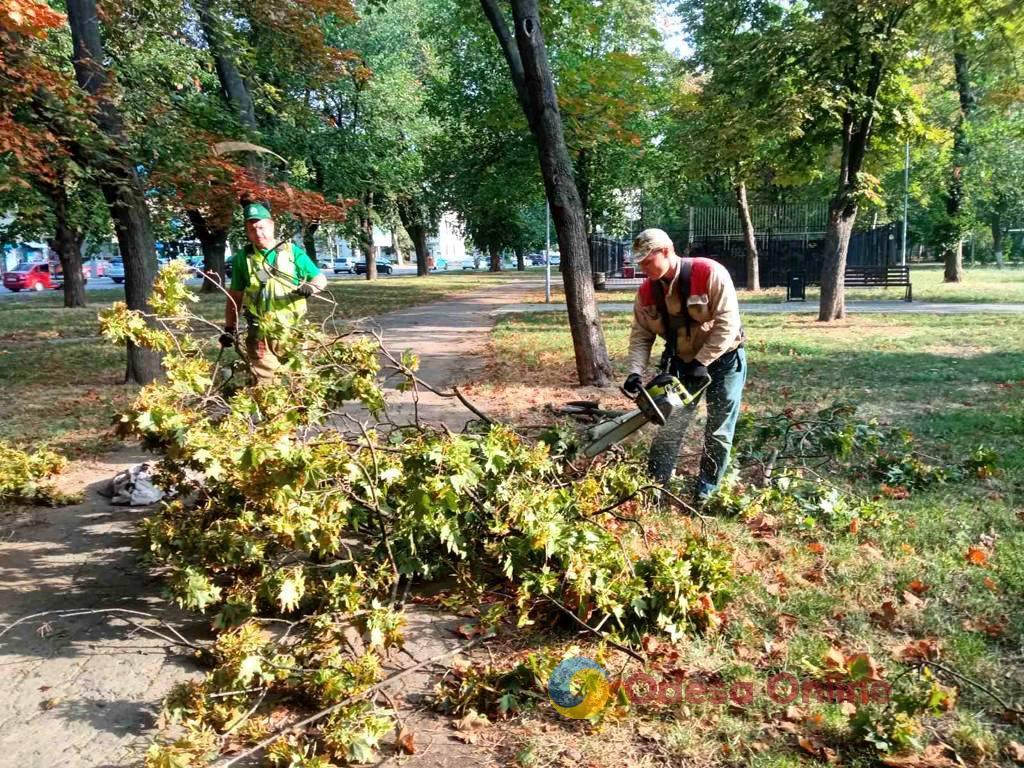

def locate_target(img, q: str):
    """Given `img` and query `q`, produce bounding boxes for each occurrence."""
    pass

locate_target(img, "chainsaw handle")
[634,382,667,426]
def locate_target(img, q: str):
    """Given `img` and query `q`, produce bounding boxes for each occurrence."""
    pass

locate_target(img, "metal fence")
[691,223,902,287]
[589,204,904,290]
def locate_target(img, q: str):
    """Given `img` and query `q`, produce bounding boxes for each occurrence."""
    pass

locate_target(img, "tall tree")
[480,0,611,386]
[66,0,162,382]
[938,36,976,283]
[674,0,812,290]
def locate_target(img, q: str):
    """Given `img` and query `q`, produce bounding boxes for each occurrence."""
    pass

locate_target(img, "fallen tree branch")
[211,634,490,768]
[544,596,645,663]
[0,607,205,652]
[914,659,1024,718]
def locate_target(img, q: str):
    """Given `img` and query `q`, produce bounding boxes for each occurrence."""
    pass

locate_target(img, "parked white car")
[332,255,354,274]
[108,258,125,283]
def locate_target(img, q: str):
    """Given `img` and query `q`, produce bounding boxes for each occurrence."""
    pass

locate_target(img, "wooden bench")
[844,264,912,301]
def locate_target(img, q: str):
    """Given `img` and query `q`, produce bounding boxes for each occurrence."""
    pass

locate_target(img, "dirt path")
[0,280,540,768]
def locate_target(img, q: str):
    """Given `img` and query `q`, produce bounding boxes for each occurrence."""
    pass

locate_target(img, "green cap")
[243,202,272,221]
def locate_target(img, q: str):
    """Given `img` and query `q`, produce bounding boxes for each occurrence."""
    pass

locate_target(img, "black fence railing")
[589,235,629,275]
[589,221,903,290]
[690,222,903,289]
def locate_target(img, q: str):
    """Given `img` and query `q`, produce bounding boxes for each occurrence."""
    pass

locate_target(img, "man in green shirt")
[221,202,327,383]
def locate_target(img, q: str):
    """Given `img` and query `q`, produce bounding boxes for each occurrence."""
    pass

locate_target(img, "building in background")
[427,212,466,267]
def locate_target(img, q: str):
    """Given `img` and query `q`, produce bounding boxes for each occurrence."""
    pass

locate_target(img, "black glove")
[623,373,643,395]
[293,282,316,298]
[219,328,237,348]
[682,360,709,382]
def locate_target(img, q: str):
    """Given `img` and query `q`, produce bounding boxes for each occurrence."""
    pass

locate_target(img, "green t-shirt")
[230,242,320,292]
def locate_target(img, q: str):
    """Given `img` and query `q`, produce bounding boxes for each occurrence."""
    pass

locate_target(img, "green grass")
[0,270,537,455]
[488,310,1024,764]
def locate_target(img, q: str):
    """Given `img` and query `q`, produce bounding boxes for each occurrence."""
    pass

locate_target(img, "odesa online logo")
[548,657,611,719]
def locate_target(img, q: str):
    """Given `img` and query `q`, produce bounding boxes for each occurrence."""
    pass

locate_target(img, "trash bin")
[622,266,635,279]
[786,271,806,301]
[593,271,607,290]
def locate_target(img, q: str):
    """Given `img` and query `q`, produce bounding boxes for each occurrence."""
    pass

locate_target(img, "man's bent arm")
[627,297,657,376]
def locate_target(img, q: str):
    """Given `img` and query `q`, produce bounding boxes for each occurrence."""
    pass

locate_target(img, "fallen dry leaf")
[453,710,490,744]
[823,647,846,671]
[1006,741,1024,764]
[966,546,990,567]
[746,513,779,538]
[397,728,416,755]
[454,623,483,639]
[846,653,884,682]
[880,483,910,500]
[906,579,930,594]
[871,600,898,628]
[802,567,826,584]
[777,613,799,635]
[849,518,860,534]
[880,743,958,767]
[798,735,838,763]
[898,638,940,662]
[859,542,884,560]
[784,705,805,722]
[807,542,826,555]
[962,616,1007,637]
[902,590,924,608]
[983,576,999,592]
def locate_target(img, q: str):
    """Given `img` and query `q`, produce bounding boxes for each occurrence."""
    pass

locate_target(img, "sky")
[656,5,692,58]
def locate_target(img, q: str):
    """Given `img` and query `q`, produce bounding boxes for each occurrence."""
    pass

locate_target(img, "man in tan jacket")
[623,228,747,504]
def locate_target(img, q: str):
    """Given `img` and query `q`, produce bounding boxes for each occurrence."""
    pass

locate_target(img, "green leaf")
[236,655,263,685]
[277,569,306,613]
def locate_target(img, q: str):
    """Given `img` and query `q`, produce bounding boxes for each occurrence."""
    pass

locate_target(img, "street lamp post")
[901,137,910,266]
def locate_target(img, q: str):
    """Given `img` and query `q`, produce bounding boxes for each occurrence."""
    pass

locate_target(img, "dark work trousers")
[646,346,747,497]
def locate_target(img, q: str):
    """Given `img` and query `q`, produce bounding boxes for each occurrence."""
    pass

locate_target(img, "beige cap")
[632,228,674,263]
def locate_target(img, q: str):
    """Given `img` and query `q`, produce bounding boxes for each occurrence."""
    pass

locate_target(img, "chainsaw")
[579,373,712,458]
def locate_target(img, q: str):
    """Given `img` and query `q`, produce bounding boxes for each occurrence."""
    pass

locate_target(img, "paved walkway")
[0,280,537,768]
[492,300,1024,316]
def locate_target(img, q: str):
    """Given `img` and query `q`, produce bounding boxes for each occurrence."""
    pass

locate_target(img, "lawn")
[522,264,1024,305]
[0,270,538,456]
[467,310,1024,766]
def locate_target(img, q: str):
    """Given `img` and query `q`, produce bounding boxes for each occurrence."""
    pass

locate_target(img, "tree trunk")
[360,196,376,280]
[818,195,858,321]
[398,206,430,276]
[515,247,525,271]
[197,0,257,131]
[488,245,501,272]
[482,0,611,385]
[67,0,161,383]
[50,182,86,308]
[991,213,1004,268]
[818,39,885,322]
[303,222,319,264]
[186,208,228,292]
[412,225,429,276]
[942,44,975,284]
[734,181,759,291]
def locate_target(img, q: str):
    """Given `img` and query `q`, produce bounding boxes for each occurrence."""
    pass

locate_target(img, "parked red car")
[3,262,54,292]
[51,262,89,290]
[2,261,89,292]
